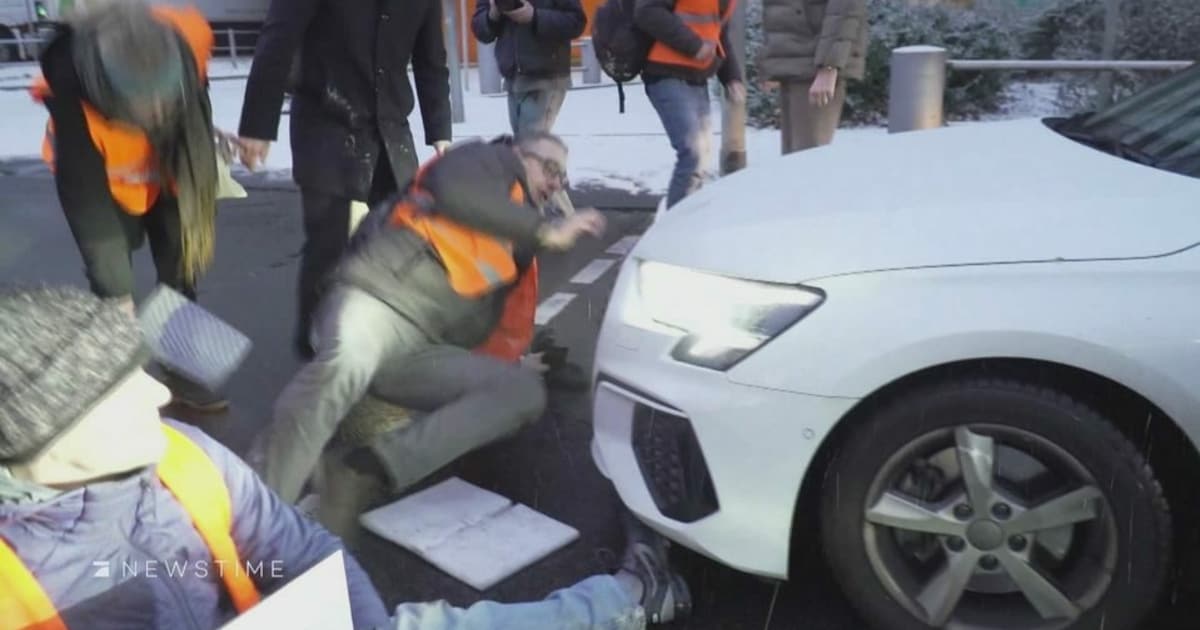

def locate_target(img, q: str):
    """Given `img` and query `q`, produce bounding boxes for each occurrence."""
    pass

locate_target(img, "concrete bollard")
[888,45,947,134]
[580,38,601,85]
[478,41,503,95]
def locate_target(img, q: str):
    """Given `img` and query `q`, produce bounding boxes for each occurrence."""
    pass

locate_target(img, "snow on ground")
[0,59,1063,194]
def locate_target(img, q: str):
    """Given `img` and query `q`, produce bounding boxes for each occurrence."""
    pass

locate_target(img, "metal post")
[719,0,747,174]
[1096,0,1121,107]
[478,40,503,94]
[888,45,947,134]
[443,0,466,123]
[580,38,601,84]
[227,28,238,69]
[460,0,471,90]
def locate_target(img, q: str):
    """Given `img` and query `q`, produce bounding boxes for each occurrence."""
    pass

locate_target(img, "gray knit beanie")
[0,286,148,462]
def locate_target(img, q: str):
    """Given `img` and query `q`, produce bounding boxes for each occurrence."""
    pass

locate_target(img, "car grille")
[631,401,719,523]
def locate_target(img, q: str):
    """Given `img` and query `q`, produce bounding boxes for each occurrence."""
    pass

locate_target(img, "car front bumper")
[591,265,857,578]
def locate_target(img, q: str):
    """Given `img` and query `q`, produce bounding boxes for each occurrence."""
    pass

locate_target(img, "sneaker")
[619,513,692,624]
[161,370,229,413]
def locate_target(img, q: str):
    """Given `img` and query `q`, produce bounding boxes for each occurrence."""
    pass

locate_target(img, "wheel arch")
[786,357,1200,580]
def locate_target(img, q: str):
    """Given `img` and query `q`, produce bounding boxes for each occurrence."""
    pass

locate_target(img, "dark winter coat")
[336,140,545,349]
[759,0,868,82]
[238,0,452,200]
[471,0,587,81]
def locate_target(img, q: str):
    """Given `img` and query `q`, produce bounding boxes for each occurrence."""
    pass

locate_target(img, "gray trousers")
[264,285,547,504]
[779,78,847,154]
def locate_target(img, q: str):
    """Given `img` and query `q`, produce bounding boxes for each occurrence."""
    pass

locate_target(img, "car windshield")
[1047,63,1200,178]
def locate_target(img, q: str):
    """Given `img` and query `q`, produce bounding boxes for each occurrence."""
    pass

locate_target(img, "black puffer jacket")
[471,0,587,80]
[335,140,545,348]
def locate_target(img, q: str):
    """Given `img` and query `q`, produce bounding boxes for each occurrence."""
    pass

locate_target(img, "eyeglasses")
[524,151,568,187]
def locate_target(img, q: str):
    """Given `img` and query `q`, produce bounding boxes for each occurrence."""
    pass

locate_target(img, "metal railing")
[209,28,261,70]
[887,45,1196,133]
[0,27,258,66]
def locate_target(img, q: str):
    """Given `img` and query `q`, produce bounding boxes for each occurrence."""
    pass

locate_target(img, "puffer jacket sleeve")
[165,421,390,630]
[814,0,866,71]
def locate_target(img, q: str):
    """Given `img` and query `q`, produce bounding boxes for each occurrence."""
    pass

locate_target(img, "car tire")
[819,378,1171,630]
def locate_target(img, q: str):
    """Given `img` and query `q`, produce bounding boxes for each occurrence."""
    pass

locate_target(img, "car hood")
[634,119,1200,283]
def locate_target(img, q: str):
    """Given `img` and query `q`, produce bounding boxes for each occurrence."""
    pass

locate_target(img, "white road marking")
[570,258,617,285]
[535,292,577,325]
[605,235,639,256]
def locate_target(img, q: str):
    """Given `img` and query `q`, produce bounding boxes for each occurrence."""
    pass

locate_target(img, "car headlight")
[637,260,824,370]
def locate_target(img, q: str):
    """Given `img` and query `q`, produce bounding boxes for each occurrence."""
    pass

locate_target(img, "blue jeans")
[508,87,568,135]
[386,575,644,630]
[645,78,712,208]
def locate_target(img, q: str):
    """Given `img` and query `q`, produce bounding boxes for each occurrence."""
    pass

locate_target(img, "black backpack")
[591,0,652,113]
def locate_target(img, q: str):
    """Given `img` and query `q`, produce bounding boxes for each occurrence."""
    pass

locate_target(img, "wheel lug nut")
[953,504,973,520]
[979,554,999,570]
[1009,535,1027,551]
[991,503,1012,520]
[946,536,966,552]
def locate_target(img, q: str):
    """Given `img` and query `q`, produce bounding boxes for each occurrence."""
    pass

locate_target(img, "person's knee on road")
[505,364,548,430]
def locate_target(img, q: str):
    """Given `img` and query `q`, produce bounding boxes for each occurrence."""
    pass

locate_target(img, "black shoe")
[545,361,590,391]
[530,328,557,353]
[530,329,586,390]
[619,512,692,623]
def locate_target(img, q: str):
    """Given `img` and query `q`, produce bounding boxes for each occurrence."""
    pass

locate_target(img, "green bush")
[1023,0,1200,110]
[744,0,1017,128]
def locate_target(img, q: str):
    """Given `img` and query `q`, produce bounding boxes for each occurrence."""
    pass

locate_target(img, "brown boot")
[313,445,387,547]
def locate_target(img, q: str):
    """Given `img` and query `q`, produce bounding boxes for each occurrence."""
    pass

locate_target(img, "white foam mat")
[359,477,580,591]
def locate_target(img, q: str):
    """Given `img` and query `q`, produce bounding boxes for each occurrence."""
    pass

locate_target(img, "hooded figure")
[31,0,227,411]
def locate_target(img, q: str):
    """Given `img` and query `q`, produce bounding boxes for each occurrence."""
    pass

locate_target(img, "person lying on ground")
[0,284,688,629]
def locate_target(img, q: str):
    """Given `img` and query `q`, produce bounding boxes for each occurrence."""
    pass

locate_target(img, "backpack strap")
[157,424,262,614]
[0,537,67,630]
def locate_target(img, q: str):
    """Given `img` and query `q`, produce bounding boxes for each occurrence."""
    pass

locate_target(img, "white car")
[591,66,1200,630]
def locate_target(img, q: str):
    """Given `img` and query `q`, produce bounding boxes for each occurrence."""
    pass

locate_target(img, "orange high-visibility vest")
[29,5,214,216]
[390,160,528,299]
[389,157,540,361]
[0,424,262,630]
[646,0,735,71]
[474,257,539,362]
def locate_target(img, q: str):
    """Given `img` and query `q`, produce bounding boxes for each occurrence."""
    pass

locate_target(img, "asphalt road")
[2,171,1195,630]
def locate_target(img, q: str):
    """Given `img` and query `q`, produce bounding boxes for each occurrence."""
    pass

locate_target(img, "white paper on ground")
[360,477,580,591]
[219,551,353,630]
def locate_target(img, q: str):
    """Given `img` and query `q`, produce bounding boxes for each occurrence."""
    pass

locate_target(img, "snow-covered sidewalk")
[0,61,1062,195]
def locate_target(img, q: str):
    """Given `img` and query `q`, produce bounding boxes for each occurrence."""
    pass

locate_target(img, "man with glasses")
[254,132,606,540]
